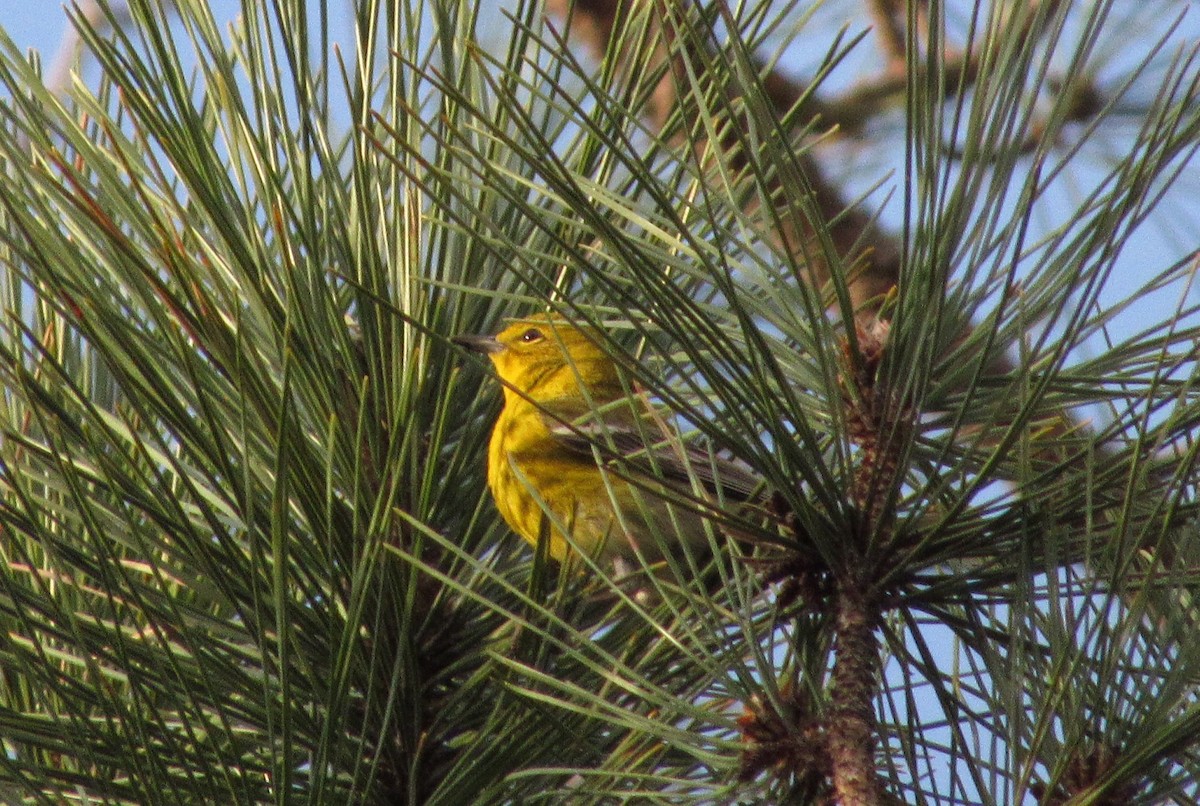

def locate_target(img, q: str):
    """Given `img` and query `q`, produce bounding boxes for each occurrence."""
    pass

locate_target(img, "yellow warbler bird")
[453,314,761,565]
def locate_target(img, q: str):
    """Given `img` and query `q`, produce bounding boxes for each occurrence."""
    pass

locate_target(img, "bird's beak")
[451,334,504,355]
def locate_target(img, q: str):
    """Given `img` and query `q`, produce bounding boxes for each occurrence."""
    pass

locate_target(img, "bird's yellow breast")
[487,400,625,561]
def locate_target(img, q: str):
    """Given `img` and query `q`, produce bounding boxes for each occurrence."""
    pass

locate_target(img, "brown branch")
[866,0,908,72]
[829,48,981,132]
[545,0,900,322]
[543,0,1095,326]
[830,0,1075,137]
[828,578,884,805]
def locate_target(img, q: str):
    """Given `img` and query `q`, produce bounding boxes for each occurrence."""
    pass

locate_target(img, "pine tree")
[0,1,1196,803]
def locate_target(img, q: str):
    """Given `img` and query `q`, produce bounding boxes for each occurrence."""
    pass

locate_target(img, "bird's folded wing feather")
[538,399,764,503]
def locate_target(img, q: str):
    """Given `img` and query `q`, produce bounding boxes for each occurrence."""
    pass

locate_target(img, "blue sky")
[0,5,66,57]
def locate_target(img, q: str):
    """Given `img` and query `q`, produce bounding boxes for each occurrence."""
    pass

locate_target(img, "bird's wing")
[539,398,765,503]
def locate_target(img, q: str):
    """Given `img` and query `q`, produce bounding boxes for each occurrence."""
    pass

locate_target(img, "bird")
[453,313,764,567]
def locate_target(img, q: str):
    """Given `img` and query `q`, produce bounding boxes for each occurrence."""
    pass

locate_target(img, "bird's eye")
[519,328,544,343]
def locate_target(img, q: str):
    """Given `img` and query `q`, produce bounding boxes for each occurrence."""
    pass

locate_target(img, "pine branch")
[544,0,901,321]
[828,578,885,805]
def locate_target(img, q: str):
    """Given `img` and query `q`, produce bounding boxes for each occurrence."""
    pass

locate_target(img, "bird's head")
[453,314,623,403]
